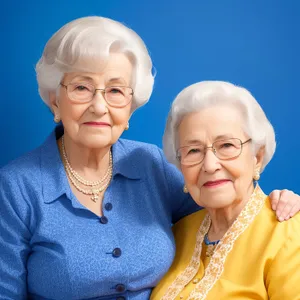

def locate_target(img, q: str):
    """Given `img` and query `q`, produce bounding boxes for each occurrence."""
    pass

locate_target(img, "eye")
[220,142,235,148]
[71,83,93,93]
[107,87,125,95]
[76,85,89,91]
[187,148,202,155]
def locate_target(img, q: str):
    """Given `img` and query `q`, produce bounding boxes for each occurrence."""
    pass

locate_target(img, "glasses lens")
[105,87,132,107]
[178,145,205,165]
[67,83,94,102]
[214,138,242,159]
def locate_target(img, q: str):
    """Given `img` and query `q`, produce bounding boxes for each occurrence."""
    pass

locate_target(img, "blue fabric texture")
[0,126,200,300]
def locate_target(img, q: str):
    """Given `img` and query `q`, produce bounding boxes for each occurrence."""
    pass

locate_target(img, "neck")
[206,183,255,241]
[58,134,111,180]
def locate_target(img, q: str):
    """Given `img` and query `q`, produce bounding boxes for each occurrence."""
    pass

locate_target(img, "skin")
[178,105,265,241]
[49,53,133,216]
[47,53,300,219]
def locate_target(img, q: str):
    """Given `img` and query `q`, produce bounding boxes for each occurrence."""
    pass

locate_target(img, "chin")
[80,136,112,149]
[205,197,236,209]
[201,189,237,209]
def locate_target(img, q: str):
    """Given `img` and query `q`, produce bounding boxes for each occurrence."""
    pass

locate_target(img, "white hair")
[163,81,276,172]
[36,16,154,112]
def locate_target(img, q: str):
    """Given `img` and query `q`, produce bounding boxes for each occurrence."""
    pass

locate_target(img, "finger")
[269,189,281,210]
[276,190,295,220]
[285,202,300,220]
[277,201,295,221]
[271,189,289,212]
[274,189,290,216]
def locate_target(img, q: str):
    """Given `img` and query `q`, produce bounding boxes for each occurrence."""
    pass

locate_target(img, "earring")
[125,122,129,130]
[183,185,188,194]
[253,170,260,181]
[54,115,60,123]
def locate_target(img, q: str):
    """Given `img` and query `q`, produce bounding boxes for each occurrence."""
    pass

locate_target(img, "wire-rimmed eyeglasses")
[60,82,134,108]
[176,138,252,166]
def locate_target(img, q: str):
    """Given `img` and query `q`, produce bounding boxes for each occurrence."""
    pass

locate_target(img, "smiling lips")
[84,121,111,127]
[203,179,231,187]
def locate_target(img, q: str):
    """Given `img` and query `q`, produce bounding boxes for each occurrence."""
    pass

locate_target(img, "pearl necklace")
[62,136,112,186]
[61,136,113,202]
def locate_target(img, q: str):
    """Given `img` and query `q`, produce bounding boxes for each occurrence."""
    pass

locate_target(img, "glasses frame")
[176,138,252,166]
[60,83,134,108]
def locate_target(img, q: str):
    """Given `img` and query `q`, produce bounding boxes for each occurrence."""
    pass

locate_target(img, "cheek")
[182,166,204,206]
[60,101,88,122]
[182,167,201,186]
[228,160,255,192]
[110,107,131,127]
[226,154,254,179]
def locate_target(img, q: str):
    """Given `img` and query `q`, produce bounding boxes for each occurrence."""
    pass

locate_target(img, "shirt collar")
[111,138,142,180]
[41,126,141,204]
[41,125,69,204]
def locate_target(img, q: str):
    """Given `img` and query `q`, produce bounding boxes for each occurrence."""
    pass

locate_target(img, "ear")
[49,91,60,116]
[254,146,265,172]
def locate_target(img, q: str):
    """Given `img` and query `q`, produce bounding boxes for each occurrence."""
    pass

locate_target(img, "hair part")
[163,81,276,172]
[36,16,155,112]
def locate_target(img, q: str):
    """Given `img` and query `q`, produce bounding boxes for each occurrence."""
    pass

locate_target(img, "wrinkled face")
[178,105,264,208]
[50,53,133,149]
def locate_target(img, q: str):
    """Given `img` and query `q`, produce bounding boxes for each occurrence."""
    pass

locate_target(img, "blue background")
[2,1,300,194]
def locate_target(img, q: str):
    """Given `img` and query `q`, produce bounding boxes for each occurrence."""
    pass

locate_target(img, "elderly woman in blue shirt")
[0,16,299,300]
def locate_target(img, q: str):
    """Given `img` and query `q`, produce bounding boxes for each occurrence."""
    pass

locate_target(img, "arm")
[157,148,201,223]
[0,172,31,299]
[269,189,300,221]
[266,217,300,299]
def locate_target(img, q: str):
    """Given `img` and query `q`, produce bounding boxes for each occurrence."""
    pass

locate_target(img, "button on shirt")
[0,126,200,299]
[112,248,122,257]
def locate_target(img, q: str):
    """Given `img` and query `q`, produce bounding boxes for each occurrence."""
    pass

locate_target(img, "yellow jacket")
[151,187,300,299]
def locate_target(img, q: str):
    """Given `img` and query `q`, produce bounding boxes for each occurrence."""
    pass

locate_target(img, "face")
[50,53,133,149]
[178,105,264,208]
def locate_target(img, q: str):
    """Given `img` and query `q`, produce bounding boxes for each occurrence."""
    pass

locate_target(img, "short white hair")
[163,81,276,171]
[36,16,154,112]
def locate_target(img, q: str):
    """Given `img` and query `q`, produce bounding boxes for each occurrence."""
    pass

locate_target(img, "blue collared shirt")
[0,126,200,300]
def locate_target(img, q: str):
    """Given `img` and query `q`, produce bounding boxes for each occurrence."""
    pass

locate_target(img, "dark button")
[112,247,122,257]
[104,202,113,211]
[99,216,108,224]
[116,297,125,300]
[116,283,126,293]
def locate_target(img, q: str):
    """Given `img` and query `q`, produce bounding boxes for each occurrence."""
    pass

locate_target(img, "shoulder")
[251,194,300,261]
[261,196,300,238]
[0,147,43,224]
[0,146,42,184]
[117,138,168,167]
[118,138,162,155]
[173,209,207,237]
[0,129,60,189]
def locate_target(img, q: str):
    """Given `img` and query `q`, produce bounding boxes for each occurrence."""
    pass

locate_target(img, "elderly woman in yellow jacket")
[151,81,300,299]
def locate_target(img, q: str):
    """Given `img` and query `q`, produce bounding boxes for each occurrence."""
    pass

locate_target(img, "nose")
[202,148,220,173]
[89,91,108,114]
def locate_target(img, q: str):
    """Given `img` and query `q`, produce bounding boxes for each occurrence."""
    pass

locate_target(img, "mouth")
[83,122,111,127]
[203,179,231,188]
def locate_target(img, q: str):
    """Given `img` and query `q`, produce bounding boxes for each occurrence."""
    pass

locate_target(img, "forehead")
[63,53,133,84]
[178,106,246,144]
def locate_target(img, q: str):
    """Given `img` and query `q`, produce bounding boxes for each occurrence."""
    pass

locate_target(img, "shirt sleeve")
[266,217,300,299]
[157,148,201,224]
[0,171,31,299]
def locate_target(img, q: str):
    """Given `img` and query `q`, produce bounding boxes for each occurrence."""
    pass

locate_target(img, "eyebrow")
[107,77,127,85]
[69,75,94,82]
[214,134,235,140]
[69,76,128,86]
[182,134,235,146]
[184,139,203,145]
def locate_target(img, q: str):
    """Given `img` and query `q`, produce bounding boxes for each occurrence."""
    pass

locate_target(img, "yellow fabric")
[151,194,300,299]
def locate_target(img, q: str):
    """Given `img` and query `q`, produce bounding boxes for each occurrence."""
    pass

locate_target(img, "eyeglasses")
[60,82,134,108]
[176,138,252,166]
